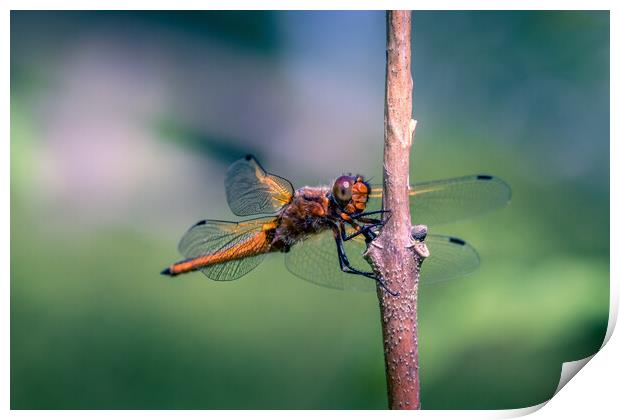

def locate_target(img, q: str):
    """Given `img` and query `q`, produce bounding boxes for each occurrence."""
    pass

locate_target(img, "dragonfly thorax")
[271,186,334,248]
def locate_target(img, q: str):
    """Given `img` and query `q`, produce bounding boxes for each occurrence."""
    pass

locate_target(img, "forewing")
[178,217,274,281]
[367,175,511,225]
[420,235,480,284]
[225,155,294,216]
[285,229,377,292]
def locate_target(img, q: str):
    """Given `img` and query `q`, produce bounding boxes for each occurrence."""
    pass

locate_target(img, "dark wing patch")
[448,237,466,245]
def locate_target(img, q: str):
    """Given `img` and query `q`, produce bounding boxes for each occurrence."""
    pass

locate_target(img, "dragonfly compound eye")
[332,175,355,205]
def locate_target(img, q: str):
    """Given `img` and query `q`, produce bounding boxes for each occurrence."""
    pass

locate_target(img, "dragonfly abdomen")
[162,230,274,276]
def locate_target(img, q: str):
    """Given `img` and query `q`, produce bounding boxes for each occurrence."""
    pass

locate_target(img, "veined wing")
[225,155,294,216]
[284,229,377,292]
[178,217,276,281]
[419,235,479,285]
[285,230,479,292]
[367,175,511,226]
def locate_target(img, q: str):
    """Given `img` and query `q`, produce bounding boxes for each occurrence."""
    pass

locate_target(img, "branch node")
[409,119,417,145]
[413,242,430,259]
[410,224,427,241]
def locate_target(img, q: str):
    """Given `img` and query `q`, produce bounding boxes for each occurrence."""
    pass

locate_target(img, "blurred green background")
[11,11,609,409]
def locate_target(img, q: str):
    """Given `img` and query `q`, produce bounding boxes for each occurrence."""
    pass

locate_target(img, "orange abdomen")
[167,231,272,275]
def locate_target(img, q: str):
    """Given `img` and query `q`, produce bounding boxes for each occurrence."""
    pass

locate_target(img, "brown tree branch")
[364,10,427,410]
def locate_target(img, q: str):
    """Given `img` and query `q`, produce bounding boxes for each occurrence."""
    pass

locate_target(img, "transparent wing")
[285,231,479,292]
[421,235,480,285]
[367,175,511,225]
[285,229,378,292]
[225,155,294,216]
[178,217,274,281]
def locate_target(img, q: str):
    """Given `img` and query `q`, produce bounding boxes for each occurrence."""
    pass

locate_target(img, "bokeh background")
[11,11,609,409]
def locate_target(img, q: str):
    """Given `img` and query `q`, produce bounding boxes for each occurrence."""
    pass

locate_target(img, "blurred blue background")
[11,11,609,409]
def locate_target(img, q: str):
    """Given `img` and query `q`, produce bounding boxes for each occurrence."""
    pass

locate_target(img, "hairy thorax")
[272,186,333,249]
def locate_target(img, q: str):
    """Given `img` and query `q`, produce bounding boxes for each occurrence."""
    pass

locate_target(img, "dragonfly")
[161,155,511,294]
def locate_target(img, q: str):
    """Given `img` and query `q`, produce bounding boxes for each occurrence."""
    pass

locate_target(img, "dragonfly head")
[331,175,370,214]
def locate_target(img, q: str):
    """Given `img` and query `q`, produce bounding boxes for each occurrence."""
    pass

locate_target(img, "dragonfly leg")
[341,223,378,242]
[340,219,383,243]
[353,217,382,225]
[350,209,390,219]
[353,211,393,231]
[333,230,399,296]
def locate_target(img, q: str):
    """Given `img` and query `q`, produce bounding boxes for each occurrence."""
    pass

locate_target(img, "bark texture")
[365,10,425,410]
